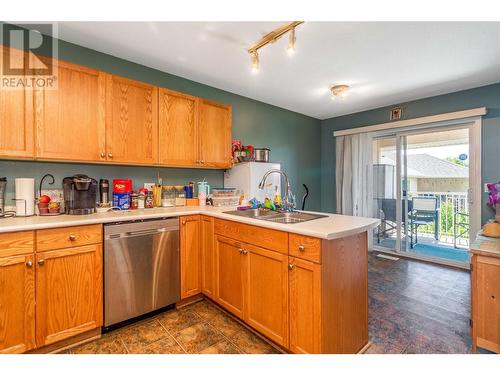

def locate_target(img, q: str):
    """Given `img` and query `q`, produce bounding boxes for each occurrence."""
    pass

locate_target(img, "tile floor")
[65,252,475,355]
[65,299,280,354]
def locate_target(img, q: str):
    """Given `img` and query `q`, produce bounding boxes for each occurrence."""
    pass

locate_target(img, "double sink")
[223,208,328,224]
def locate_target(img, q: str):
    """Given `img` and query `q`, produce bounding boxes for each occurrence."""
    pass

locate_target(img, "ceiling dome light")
[250,51,259,73]
[330,85,349,100]
[286,28,296,55]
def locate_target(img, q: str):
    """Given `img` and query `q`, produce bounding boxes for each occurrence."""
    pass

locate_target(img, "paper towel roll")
[15,178,35,216]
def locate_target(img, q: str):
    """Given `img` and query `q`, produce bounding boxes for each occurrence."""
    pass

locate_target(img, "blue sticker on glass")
[459,153,468,161]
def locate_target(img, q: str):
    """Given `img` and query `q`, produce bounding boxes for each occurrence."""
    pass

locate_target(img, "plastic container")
[211,196,240,207]
[212,188,240,197]
[113,192,130,210]
[162,186,175,207]
[175,186,186,206]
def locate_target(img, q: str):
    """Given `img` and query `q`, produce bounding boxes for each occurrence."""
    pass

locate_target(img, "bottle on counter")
[138,188,147,209]
[130,192,139,210]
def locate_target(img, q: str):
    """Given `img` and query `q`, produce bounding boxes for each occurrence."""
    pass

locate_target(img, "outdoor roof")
[379,153,468,178]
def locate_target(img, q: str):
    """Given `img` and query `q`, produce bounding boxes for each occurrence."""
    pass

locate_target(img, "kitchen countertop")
[471,232,500,258]
[0,206,380,240]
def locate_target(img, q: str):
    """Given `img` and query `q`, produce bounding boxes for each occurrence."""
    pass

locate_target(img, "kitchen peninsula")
[0,206,378,354]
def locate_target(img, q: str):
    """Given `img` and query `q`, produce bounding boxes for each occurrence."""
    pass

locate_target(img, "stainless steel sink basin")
[223,209,328,224]
[222,208,277,219]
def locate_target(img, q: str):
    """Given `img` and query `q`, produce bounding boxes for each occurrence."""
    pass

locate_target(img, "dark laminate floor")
[366,252,472,354]
[65,252,476,354]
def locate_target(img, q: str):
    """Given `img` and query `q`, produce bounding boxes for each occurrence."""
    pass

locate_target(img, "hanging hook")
[39,174,55,196]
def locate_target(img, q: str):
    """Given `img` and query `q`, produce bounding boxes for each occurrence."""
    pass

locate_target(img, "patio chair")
[377,198,412,243]
[453,212,469,248]
[410,196,440,248]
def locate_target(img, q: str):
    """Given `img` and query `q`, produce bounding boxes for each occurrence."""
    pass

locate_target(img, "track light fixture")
[248,21,303,72]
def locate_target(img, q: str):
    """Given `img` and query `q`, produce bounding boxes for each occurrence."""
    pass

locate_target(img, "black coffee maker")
[63,174,97,215]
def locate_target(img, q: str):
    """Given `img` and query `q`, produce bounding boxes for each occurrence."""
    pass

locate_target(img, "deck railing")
[410,191,469,246]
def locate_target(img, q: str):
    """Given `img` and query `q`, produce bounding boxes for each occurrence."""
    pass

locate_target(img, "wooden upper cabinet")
[199,99,232,168]
[0,46,34,158]
[289,257,321,354]
[245,243,289,347]
[180,215,201,299]
[35,60,106,161]
[105,75,158,164]
[35,244,102,347]
[215,235,245,319]
[158,89,199,167]
[201,216,216,299]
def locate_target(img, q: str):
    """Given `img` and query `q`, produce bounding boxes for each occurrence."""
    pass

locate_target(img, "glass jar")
[175,186,186,206]
[162,186,175,207]
[130,192,139,210]
[145,191,154,208]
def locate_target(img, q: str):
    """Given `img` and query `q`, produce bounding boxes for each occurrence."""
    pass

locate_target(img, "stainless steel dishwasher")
[103,217,180,329]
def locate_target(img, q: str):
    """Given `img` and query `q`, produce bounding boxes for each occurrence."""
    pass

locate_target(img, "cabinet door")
[0,46,34,158]
[106,75,158,164]
[289,257,321,354]
[158,89,199,167]
[35,60,106,161]
[35,244,102,347]
[180,215,201,299]
[0,254,35,353]
[215,235,245,319]
[473,255,500,353]
[199,99,231,168]
[201,216,215,299]
[245,243,289,347]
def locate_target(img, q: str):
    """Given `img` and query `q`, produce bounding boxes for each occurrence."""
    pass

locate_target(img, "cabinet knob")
[239,248,244,254]
[181,220,186,225]
[298,245,305,252]
[69,234,76,241]
[108,152,113,158]
[239,249,248,255]
[26,260,33,268]
[37,259,45,266]
[100,152,106,158]
[201,160,205,164]
[288,263,295,270]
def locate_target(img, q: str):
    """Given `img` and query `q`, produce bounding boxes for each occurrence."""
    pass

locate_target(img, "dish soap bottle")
[273,186,282,209]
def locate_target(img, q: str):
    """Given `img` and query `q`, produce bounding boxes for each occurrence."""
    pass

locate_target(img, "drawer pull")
[37,259,45,266]
[69,234,77,241]
[26,260,33,268]
[239,248,248,255]
[298,245,305,252]
[288,263,295,270]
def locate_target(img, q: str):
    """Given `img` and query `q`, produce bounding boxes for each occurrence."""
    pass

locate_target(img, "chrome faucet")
[258,169,295,211]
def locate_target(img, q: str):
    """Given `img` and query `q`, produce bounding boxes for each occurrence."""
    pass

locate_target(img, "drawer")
[214,219,288,254]
[0,231,34,257]
[36,224,102,251]
[289,233,321,263]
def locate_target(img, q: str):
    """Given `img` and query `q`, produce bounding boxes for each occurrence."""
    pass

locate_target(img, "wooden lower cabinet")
[289,257,321,354]
[201,216,216,299]
[180,215,202,299]
[472,253,500,353]
[0,253,35,353]
[245,243,289,347]
[215,235,246,319]
[35,244,103,347]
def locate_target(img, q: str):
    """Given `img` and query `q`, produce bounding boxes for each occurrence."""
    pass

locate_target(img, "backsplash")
[0,160,223,206]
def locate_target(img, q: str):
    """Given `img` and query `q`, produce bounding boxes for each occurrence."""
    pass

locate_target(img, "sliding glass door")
[372,124,476,268]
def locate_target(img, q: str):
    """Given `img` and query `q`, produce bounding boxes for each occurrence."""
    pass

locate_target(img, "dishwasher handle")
[106,227,176,240]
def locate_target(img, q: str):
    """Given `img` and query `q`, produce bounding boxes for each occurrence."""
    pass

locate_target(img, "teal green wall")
[0,35,322,210]
[321,82,500,223]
